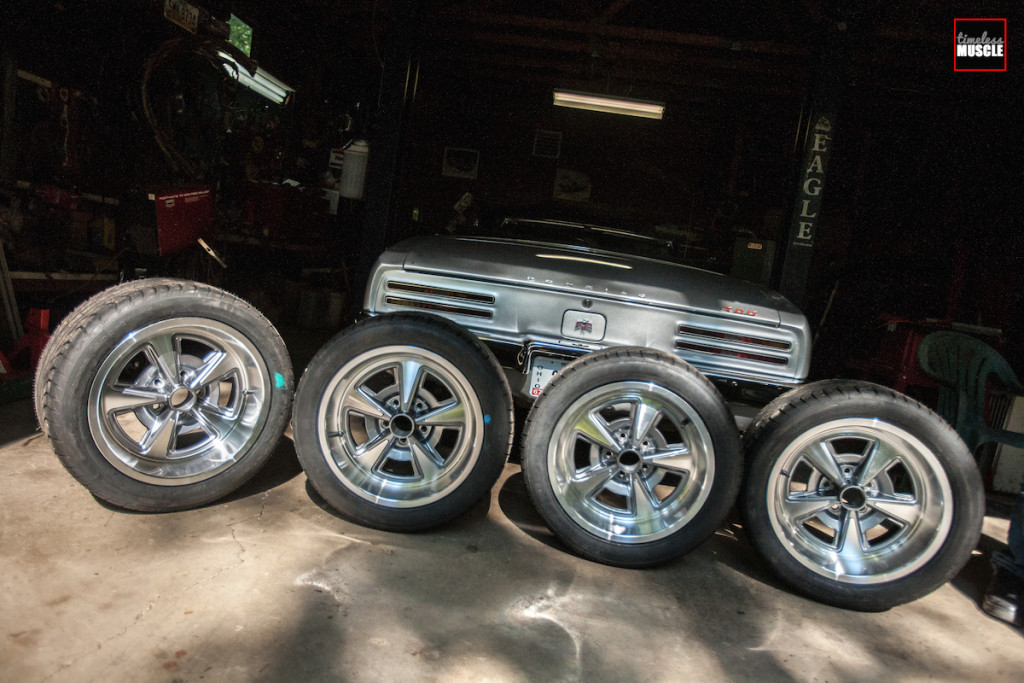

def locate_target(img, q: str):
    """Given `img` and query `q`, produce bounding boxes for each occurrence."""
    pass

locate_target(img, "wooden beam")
[562,0,596,20]
[428,32,807,77]
[427,10,810,57]
[598,0,635,25]
[423,54,806,99]
[447,0,510,16]
[797,0,823,24]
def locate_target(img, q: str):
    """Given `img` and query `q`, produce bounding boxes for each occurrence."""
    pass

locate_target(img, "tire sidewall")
[292,313,513,531]
[522,348,742,567]
[743,381,984,610]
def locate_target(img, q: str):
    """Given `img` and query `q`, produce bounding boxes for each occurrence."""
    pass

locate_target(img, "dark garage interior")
[1,1,1023,680]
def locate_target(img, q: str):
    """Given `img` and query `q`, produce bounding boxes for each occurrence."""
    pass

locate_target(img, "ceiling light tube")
[222,64,285,98]
[218,51,293,104]
[254,69,291,94]
[247,74,287,100]
[221,64,287,103]
[553,89,664,120]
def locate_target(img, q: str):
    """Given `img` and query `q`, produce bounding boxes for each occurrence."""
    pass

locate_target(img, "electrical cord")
[140,37,258,179]
[140,37,198,177]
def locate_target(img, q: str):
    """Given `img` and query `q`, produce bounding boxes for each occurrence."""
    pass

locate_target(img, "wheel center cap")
[390,413,416,438]
[617,449,643,474]
[839,485,867,511]
[169,386,195,411]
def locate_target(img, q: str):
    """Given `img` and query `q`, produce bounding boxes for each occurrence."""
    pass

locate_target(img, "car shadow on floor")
[490,468,1007,617]
[223,437,305,502]
[89,436,305,515]
[494,468,788,595]
[495,469,564,552]
[302,473,497,534]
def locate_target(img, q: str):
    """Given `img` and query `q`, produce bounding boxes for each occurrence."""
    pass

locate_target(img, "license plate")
[529,357,569,397]
[164,0,199,33]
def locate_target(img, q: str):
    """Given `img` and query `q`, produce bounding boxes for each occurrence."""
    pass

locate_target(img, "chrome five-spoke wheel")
[743,380,984,611]
[88,318,272,485]
[293,314,513,531]
[35,279,293,512]
[523,348,742,567]
[547,381,715,544]
[766,418,952,584]
[315,346,484,507]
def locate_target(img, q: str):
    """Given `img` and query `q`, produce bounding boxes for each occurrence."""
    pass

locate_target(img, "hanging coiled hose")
[139,37,257,178]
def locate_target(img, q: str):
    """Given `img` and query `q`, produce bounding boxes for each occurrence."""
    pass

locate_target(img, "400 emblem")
[721,306,758,316]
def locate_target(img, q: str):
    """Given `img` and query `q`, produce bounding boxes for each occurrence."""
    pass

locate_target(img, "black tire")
[35,278,294,511]
[521,347,742,567]
[741,379,984,611]
[35,285,127,436]
[292,313,514,531]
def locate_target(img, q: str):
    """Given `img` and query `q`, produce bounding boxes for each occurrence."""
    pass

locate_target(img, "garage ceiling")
[268,1,1013,102]
[5,1,1013,110]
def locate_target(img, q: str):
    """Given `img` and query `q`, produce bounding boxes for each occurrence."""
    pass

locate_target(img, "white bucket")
[340,140,369,199]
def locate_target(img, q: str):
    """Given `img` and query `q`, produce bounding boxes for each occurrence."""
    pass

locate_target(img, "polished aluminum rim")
[546,381,716,544]
[315,346,484,508]
[766,418,953,584]
[87,318,271,485]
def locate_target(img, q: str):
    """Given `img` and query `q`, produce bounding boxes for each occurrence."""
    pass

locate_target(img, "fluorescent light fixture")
[553,89,664,120]
[218,51,294,104]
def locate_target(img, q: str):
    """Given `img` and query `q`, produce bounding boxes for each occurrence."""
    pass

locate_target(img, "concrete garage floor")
[1,396,1022,683]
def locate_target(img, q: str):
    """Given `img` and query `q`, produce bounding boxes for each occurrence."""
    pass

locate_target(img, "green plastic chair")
[917,330,1024,458]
